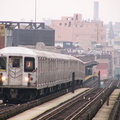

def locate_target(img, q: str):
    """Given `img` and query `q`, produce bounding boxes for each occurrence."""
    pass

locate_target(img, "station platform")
[8,88,89,120]
[93,89,120,120]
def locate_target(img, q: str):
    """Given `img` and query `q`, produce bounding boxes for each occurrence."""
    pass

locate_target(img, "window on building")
[65,23,67,26]
[75,15,78,20]
[68,22,71,27]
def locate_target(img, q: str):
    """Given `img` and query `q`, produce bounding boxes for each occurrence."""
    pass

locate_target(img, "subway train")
[0,47,85,102]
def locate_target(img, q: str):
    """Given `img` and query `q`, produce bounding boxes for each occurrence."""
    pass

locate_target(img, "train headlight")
[2,76,7,81]
[25,77,29,82]
[25,74,31,86]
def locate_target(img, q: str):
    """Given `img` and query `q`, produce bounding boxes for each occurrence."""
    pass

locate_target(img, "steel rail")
[66,88,108,120]
[34,88,98,120]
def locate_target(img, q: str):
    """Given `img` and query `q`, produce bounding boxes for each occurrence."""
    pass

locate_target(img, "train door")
[8,56,22,85]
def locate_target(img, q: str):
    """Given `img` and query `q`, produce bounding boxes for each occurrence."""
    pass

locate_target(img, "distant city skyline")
[0,0,120,24]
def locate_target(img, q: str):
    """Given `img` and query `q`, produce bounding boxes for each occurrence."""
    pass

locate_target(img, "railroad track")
[104,79,120,88]
[0,80,118,120]
[0,103,14,111]
[0,85,81,120]
[0,103,17,119]
[33,87,115,120]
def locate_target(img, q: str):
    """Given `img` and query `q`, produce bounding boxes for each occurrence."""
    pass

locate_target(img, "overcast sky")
[0,0,120,24]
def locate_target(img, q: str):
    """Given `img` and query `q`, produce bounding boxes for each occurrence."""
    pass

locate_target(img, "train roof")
[0,47,84,63]
[0,47,37,56]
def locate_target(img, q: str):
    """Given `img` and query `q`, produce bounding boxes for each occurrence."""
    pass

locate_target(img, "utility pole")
[35,0,37,23]
[72,72,75,93]
[98,71,100,88]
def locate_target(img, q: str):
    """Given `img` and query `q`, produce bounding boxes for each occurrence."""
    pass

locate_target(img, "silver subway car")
[0,47,85,102]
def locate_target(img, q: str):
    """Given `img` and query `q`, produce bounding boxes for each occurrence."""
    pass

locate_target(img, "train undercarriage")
[0,80,83,103]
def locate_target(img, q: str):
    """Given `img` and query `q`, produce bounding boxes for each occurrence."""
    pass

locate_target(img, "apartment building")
[50,14,106,50]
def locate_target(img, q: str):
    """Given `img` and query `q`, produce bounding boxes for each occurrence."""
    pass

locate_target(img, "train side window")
[24,57,35,72]
[0,57,6,70]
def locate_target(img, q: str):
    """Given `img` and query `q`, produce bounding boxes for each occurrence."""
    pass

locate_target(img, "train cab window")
[0,57,6,70]
[12,59,20,67]
[24,57,35,72]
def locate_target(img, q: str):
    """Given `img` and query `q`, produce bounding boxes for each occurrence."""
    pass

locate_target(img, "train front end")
[0,47,38,102]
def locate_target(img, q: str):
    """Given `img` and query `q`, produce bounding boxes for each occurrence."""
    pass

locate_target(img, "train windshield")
[12,59,20,67]
[0,57,6,71]
[24,57,35,72]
